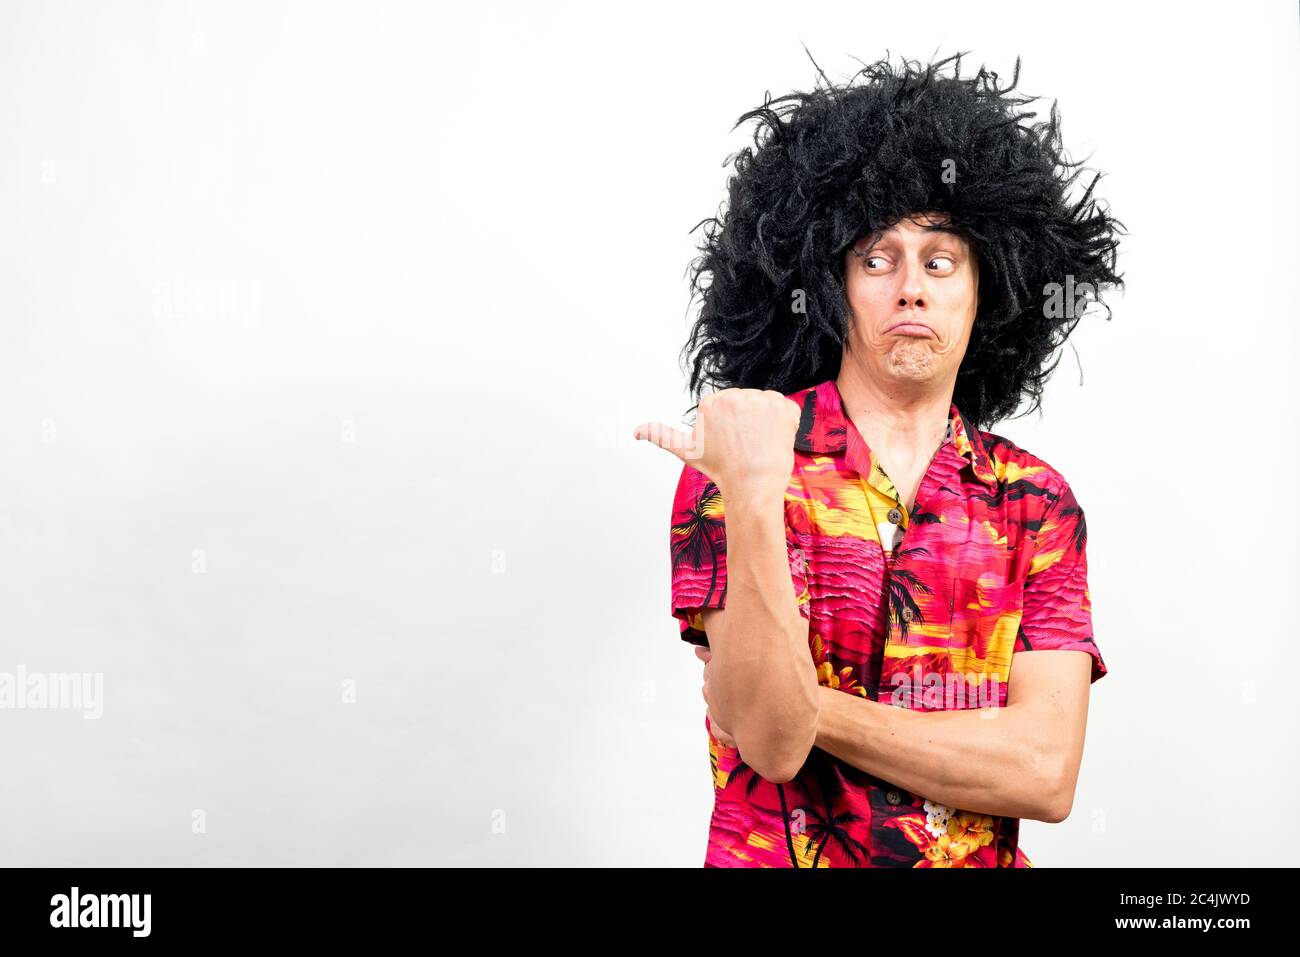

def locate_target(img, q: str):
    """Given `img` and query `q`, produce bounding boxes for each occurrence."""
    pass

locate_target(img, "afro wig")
[680,50,1126,431]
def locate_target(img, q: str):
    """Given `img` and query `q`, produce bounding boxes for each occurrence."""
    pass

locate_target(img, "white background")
[0,0,1295,866]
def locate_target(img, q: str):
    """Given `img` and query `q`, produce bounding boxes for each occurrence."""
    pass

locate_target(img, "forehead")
[854,213,969,247]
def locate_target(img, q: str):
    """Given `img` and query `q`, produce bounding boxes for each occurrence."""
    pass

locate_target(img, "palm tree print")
[1061,502,1087,553]
[671,481,726,608]
[719,755,804,866]
[806,800,868,868]
[886,544,932,640]
[799,749,868,867]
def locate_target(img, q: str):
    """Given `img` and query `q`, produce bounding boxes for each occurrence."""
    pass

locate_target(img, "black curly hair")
[679,49,1126,431]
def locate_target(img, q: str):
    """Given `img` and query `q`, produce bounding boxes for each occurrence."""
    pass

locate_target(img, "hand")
[694,645,737,749]
[633,388,801,500]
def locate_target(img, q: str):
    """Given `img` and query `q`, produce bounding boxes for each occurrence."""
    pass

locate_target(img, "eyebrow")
[856,223,968,251]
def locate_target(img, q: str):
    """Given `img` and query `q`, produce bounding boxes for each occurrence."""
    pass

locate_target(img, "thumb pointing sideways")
[632,421,699,463]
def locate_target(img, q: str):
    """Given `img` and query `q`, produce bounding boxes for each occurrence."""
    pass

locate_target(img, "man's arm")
[699,485,818,784]
[637,389,819,784]
[813,649,1093,821]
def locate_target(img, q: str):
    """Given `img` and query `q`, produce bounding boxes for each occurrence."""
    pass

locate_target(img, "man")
[633,52,1124,867]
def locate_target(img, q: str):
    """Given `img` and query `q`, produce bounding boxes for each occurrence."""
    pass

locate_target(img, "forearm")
[709,487,819,782]
[814,687,1063,821]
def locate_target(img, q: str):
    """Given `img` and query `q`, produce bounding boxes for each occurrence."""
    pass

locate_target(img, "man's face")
[841,212,979,389]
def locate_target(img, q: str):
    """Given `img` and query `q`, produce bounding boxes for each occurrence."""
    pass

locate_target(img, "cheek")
[847,274,890,315]
[936,282,979,330]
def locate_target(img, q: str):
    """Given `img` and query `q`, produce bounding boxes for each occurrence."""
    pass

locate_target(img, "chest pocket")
[946,575,1025,695]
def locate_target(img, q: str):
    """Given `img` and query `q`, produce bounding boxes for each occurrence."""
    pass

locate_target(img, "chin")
[885,343,941,379]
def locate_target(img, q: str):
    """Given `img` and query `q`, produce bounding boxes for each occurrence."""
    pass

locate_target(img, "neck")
[834,360,954,457]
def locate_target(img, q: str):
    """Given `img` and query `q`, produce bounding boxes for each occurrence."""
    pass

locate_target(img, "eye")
[862,255,887,270]
[928,256,956,272]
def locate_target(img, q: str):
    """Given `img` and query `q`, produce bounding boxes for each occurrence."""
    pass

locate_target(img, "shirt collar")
[788,378,999,490]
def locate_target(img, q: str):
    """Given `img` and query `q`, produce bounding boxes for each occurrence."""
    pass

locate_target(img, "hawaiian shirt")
[668,377,1106,867]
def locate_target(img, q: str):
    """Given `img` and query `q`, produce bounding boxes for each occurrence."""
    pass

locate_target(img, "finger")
[632,421,697,462]
[709,715,735,748]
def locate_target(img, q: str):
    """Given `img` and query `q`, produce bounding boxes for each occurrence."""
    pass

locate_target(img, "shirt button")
[886,789,902,806]
[888,507,903,524]
[901,607,914,623]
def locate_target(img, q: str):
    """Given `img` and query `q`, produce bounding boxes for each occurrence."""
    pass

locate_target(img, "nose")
[897,258,926,309]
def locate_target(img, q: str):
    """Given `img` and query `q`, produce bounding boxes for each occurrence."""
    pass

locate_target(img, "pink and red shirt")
[669,377,1106,867]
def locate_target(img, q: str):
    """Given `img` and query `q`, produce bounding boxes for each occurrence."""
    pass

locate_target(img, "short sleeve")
[1015,480,1107,684]
[669,463,810,647]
